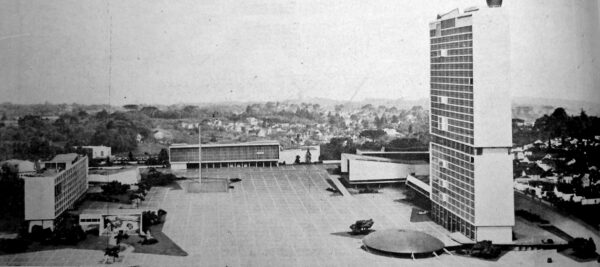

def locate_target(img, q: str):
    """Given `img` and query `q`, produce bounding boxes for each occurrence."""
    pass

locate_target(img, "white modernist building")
[80,145,112,159]
[23,154,89,231]
[341,153,429,184]
[429,5,514,243]
[169,141,280,170]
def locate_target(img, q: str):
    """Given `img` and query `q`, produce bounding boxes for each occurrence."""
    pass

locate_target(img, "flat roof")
[45,153,79,164]
[88,166,138,175]
[22,169,60,178]
[344,153,429,165]
[358,150,429,154]
[170,140,280,149]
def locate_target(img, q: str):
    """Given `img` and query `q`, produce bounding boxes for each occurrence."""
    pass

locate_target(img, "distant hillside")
[512,97,600,123]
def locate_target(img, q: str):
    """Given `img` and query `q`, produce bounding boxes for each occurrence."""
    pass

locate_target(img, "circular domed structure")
[362,229,445,258]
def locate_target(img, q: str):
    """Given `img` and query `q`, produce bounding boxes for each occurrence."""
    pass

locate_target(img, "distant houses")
[512,137,600,206]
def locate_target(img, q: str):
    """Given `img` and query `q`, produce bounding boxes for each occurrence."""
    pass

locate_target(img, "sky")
[1,0,599,105]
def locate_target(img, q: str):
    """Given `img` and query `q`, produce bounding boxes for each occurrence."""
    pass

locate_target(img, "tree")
[305,149,312,164]
[128,151,135,161]
[158,148,169,165]
[295,155,301,164]
[569,237,597,258]
[0,165,24,218]
[388,138,426,151]
[359,129,386,141]
[101,181,130,195]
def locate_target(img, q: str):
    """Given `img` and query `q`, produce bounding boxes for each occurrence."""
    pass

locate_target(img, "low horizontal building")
[80,145,112,159]
[341,153,429,184]
[23,154,88,232]
[88,167,140,185]
[169,140,280,170]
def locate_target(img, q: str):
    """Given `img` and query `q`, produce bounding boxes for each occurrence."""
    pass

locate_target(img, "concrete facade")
[169,141,280,170]
[88,167,140,185]
[341,153,429,183]
[23,154,88,231]
[429,6,514,243]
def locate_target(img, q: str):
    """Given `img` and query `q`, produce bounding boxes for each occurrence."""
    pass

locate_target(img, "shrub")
[141,170,176,187]
[30,225,44,241]
[569,237,597,258]
[470,240,501,259]
[101,181,131,195]
[157,209,167,223]
[142,211,159,232]
[0,238,30,253]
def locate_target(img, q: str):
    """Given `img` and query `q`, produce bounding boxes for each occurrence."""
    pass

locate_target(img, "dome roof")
[362,229,445,256]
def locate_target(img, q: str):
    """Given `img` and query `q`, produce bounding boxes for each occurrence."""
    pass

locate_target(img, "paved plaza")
[0,165,597,266]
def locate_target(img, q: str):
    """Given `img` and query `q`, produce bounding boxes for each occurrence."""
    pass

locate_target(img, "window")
[469,78,473,85]
[476,148,482,155]
[439,159,448,168]
[55,183,63,197]
[439,116,449,131]
[441,18,456,29]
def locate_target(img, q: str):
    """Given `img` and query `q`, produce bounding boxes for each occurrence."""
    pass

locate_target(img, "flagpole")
[198,125,202,186]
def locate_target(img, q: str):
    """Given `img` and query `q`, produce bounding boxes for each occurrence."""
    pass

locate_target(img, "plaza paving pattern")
[0,165,597,266]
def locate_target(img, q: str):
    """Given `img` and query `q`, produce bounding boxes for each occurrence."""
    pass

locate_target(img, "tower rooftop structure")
[486,0,503,8]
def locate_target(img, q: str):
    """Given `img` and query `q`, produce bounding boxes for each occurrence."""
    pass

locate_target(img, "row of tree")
[0,110,154,161]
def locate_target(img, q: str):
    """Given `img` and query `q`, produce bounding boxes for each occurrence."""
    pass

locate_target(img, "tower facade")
[429,6,514,243]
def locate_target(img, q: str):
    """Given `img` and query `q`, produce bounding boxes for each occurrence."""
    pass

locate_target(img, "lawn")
[0,222,187,257]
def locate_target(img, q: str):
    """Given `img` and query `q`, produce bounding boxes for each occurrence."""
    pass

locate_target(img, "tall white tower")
[428,5,514,243]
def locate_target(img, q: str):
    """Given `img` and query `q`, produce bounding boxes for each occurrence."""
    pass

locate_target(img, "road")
[515,191,600,253]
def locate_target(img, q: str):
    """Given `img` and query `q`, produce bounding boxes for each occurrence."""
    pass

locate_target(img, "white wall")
[340,153,351,173]
[171,163,187,170]
[473,148,514,231]
[476,226,513,244]
[348,160,429,182]
[472,8,512,148]
[24,177,55,221]
[88,168,140,185]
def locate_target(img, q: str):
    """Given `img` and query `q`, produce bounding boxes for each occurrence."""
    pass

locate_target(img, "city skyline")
[1,0,599,105]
